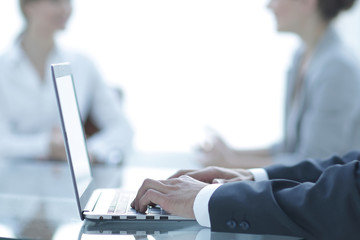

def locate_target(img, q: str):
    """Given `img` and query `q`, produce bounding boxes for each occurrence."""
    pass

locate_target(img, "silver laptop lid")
[51,63,95,220]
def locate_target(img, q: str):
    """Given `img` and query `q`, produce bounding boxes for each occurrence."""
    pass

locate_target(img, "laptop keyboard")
[108,191,136,214]
[107,190,169,216]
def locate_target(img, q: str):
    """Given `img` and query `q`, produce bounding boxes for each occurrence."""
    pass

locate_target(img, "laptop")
[51,62,191,221]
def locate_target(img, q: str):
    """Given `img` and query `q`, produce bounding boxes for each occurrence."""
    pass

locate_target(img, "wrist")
[248,168,269,181]
[193,184,222,228]
[235,169,255,181]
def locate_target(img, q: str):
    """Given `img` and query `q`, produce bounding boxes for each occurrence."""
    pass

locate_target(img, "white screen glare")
[56,75,92,197]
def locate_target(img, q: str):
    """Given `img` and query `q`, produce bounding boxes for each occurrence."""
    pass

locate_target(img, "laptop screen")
[52,65,92,198]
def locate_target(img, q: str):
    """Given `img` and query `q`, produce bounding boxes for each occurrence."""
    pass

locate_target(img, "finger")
[212,178,225,184]
[168,169,194,179]
[200,140,214,152]
[130,200,156,210]
[226,177,245,183]
[138,189,166,213]
[212,177,243,184]
[132,178,168,211]
[186,169,214,183]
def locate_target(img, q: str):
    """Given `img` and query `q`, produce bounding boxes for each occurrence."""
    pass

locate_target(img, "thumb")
[212,177,244,184]
[212,178,225,184]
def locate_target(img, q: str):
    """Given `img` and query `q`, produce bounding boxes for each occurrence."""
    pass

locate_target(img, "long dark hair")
[318,0,357,21]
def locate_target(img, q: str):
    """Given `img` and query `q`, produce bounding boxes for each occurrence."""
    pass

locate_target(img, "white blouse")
[0,41,134,163]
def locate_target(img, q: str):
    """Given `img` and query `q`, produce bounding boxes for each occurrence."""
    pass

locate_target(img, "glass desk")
[0,153,304,240]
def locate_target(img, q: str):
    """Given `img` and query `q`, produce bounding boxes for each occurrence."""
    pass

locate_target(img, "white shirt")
[0,41,133,163]
[193,168,269,227]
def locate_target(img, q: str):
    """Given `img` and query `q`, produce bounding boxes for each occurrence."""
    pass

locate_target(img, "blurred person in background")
[196,0,360,168]
[0,0,133,164]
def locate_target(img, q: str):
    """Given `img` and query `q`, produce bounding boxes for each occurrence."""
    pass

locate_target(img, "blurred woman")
[0,0,133,164]
[197,0,360,168]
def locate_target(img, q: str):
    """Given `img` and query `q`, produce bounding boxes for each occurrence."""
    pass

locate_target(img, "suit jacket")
[208,151,360,239]
[272,27,360,164]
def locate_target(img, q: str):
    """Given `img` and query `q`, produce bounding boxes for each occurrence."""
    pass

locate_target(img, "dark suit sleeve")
[265,151,360,182]
[209,158,360,239]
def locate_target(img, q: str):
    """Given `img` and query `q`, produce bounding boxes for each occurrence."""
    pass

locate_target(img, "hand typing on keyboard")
[131,175,208,219]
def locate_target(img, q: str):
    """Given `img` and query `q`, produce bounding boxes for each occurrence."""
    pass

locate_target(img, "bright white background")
[1,1,360,153]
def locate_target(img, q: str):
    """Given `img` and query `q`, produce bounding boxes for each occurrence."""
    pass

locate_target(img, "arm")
[131,156,360,238]
[228,148,273,168]
[265,151,360,182]
[196,135,274,168]
[209,159,360,239]
[275,54,360,164]
[0,87,50,159]
[80,61,134,164]
[190,153,360,228]
[0,127,51,159]
[169,166,256,183]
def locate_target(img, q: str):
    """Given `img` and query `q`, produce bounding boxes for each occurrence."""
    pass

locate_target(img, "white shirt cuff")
[249,168,269,181]
[193,184,222,228]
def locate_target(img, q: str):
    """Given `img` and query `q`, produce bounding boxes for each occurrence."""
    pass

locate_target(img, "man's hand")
[195,134,239,168]
[169,166,254,184]
[131,175,208,219]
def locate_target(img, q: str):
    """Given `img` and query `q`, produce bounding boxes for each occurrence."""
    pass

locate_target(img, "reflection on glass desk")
[80,220,304,240]
[0,153,304,240]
